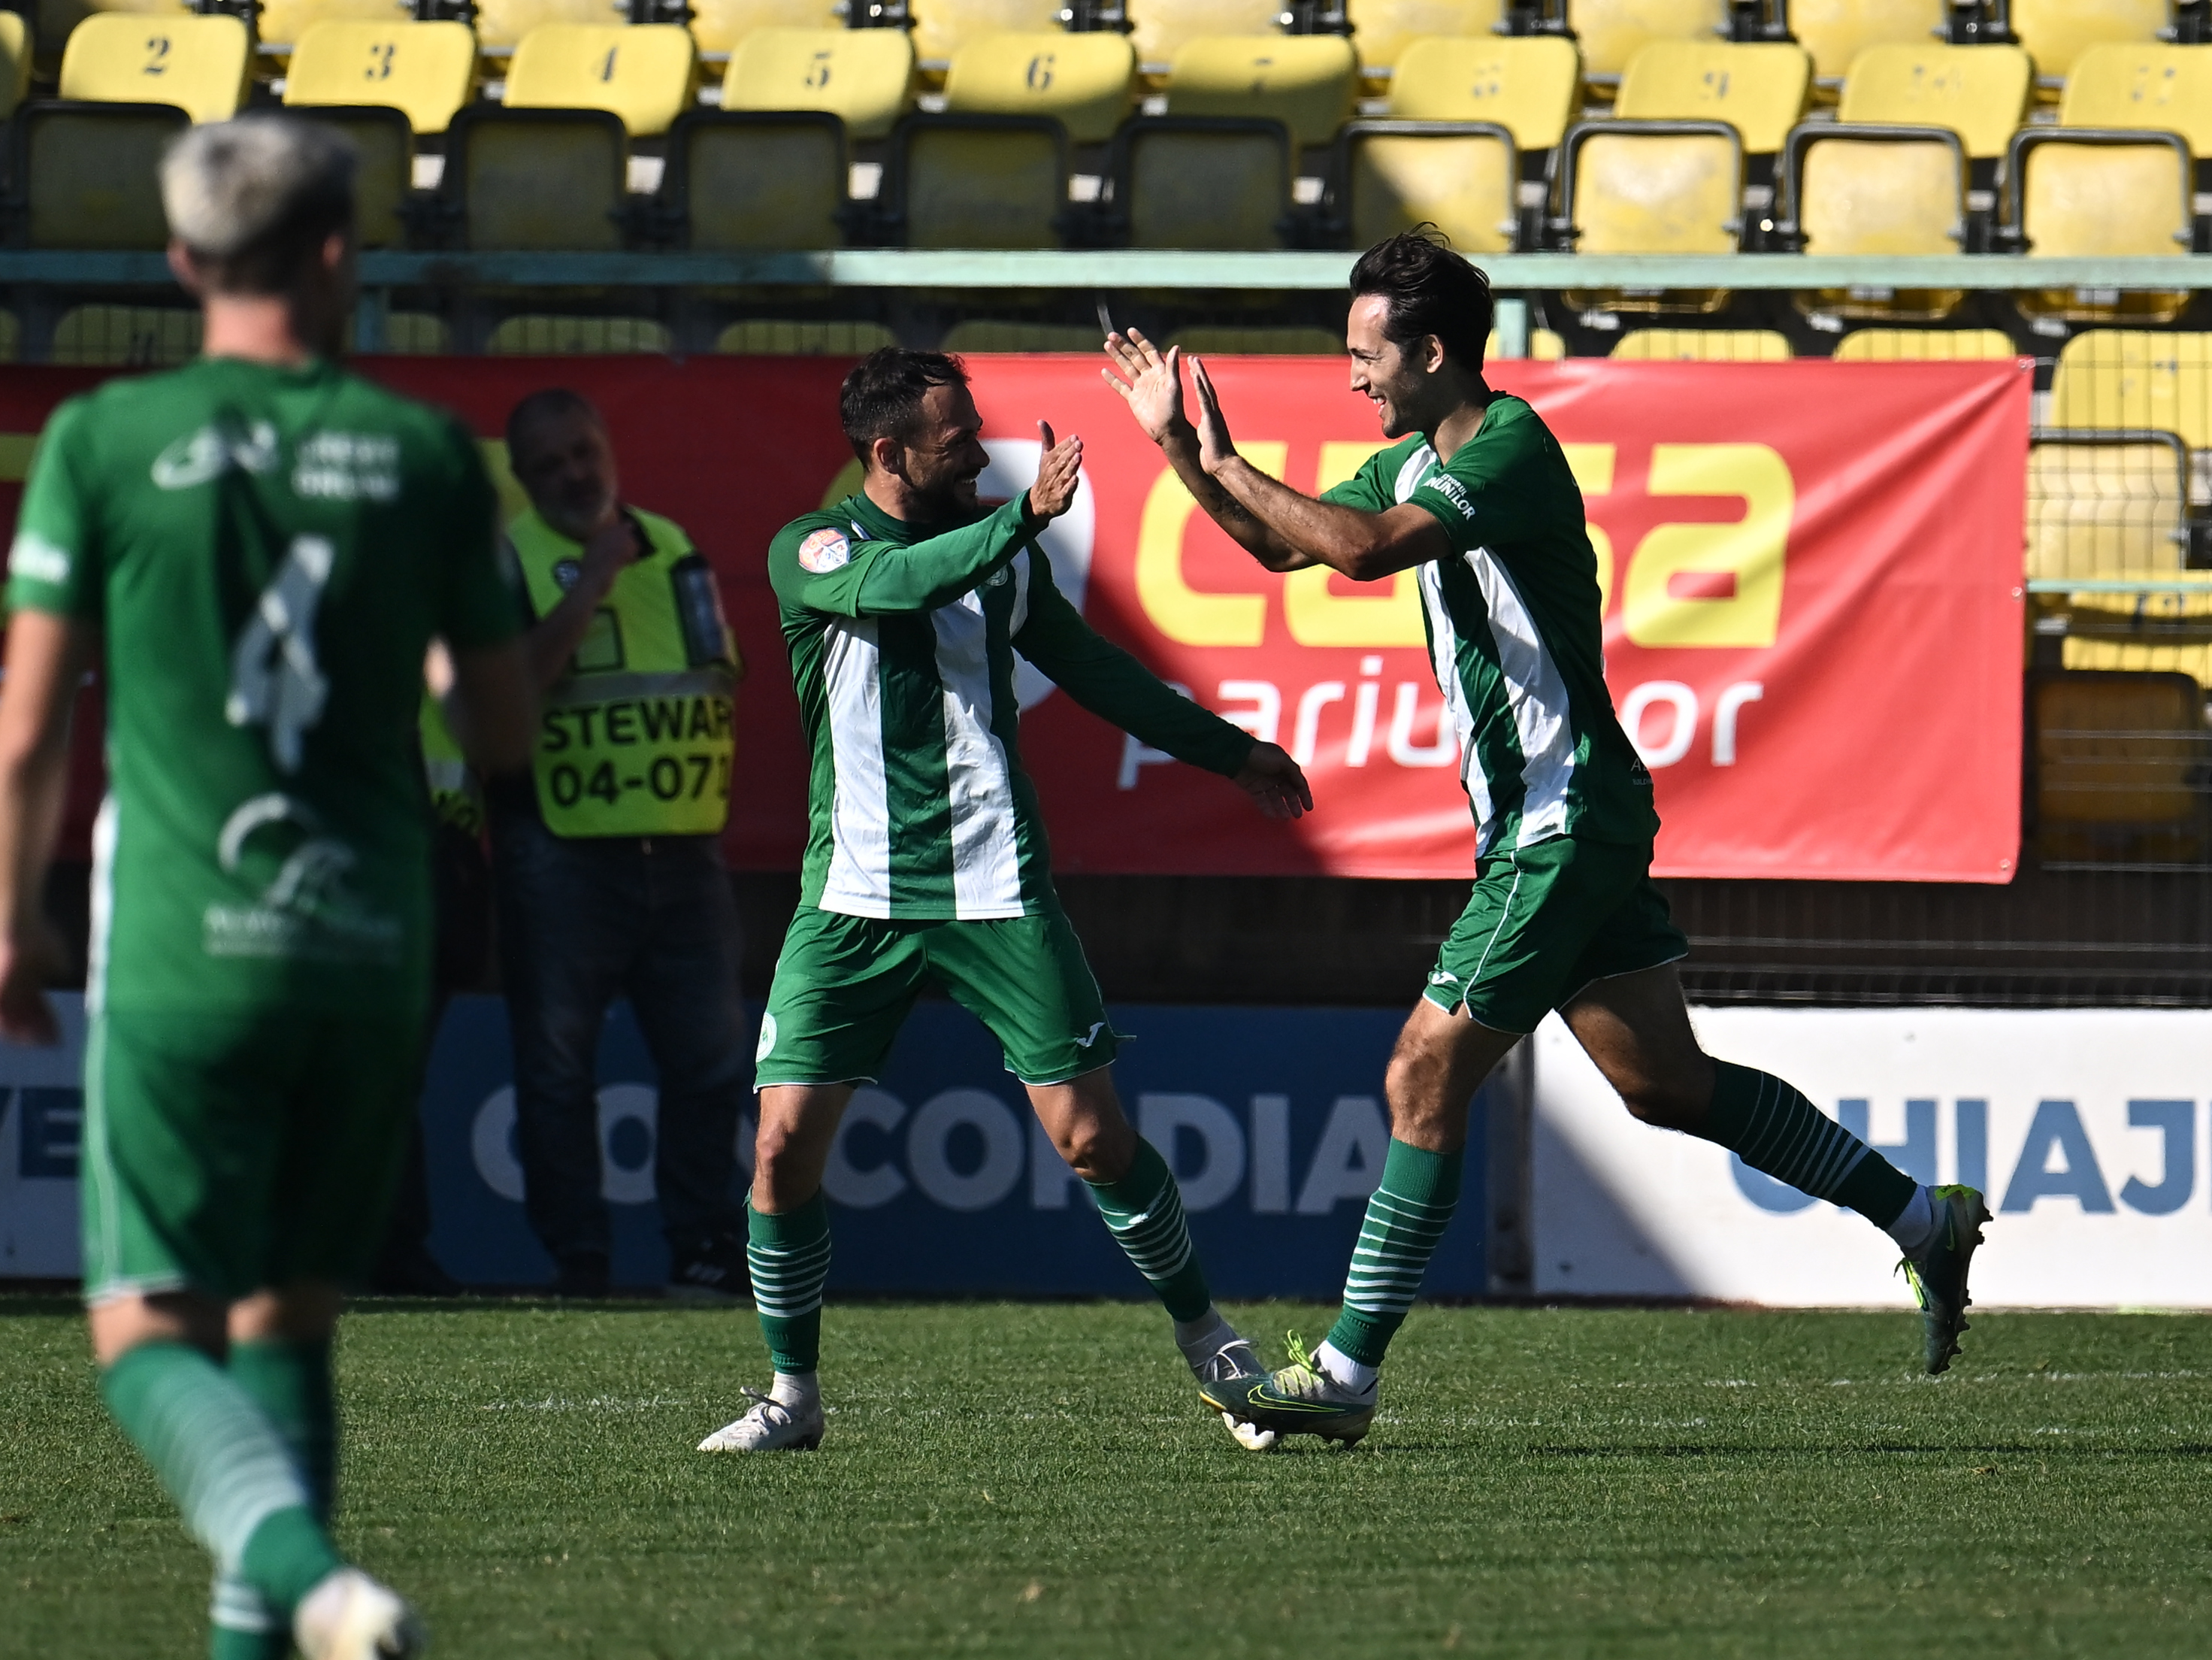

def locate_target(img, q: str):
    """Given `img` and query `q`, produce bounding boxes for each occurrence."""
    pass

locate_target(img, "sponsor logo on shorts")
[1427,971,1461,987]
[1075,1020,1106,1049]
[755,1013,779,1062]
[797,529,852,574]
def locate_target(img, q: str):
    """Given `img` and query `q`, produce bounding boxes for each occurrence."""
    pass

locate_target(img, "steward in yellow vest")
[507,504,742,838]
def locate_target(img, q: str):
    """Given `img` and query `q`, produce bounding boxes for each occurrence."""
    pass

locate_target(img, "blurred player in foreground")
[698,348,1311,1453]
[1106,231,1990,1447]
[0,118,533,1654]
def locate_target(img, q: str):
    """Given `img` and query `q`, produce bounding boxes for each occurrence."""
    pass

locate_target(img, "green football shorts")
[1424,835,1690,1034]
[80,1006,426,1305]
[757,905,1122,1088]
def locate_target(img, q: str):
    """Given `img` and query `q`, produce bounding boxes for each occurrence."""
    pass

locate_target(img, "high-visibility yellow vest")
[508,506,740,838]
[419,693,483,837]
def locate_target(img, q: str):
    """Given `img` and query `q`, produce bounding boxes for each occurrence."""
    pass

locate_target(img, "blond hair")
[161,116,356,293]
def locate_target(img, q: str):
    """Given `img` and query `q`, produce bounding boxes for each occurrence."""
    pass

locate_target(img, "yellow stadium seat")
[1611,329,1790,359]
[1836,42,2032,160]
[881,114,1069,247]
[2061,44,2212,156]
[1387,34,1582,150]
[1831,329,2020,360]
[722,26,915,141]
[2029,433,2192,586]
[0,12,31,122]
[1104,117,1293,247]
[59,12,247,123]
[1328,119,1519,252]
[938,320,1099,352]
[2050,332,2212,452]
[474,0,622,55]
[1492,325,1566,359]
[486,316,673,353]
[943,30,1136,146]
[357,310,449,353]
[1788,0,1944,88]
[1557,126,1741,310]
[1346,0,1503,80]
[441,106,631,249]
[1130,0,1281,74]
[2011,0,2169,86]
[1171,326,1344,353]
[1614,40,1811,153]
[505,23,697,138]
[690,0,839,58]
[659,109,847,248]
[53,304,201,365]
[717,319,900,353]
[2008,133,2193,326]
[1568,0,1726,82]
[34,1,183,83]
[2032,671,2204,857]
[18,101,186,247]
[1167,35,1357,147]
[286,105,416,246]
[1783,123,1965,320]
[283,21,477,135]
[256,0,410,51]
[912,0,1063,69]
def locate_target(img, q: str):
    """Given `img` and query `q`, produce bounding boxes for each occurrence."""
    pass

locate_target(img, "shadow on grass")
[1531,1443,2212,1459]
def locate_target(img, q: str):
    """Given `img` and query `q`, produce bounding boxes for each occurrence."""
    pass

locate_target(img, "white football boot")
[1191,1336,1281,1452]
[293,1568,425,1660]
[697,1386,825,1452]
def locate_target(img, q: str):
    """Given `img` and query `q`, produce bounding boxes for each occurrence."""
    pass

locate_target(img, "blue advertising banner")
[424,995,1487,1300]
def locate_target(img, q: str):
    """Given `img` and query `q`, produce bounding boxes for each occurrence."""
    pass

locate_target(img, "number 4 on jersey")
[226,535,334,774]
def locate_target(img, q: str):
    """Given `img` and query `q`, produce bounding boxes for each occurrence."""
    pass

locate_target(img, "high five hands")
[1024,420,1085,523]
[1101,329,1241,474]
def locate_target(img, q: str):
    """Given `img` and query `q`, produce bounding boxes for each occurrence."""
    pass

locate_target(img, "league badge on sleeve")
[797,528,852,574]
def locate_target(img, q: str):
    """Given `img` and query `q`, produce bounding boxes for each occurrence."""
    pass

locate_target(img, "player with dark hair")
[698,348,1312,1453]
[0,117,534,1655]
[1105,230,1989,1446]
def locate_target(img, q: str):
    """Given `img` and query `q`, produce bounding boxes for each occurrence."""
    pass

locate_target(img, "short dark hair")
[840,348,969,462]
[505,388,604,459]
[1348,228,1493,373]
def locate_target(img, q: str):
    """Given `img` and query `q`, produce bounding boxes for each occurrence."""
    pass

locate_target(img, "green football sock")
[1700,1060,1917,1226]
[749,1193,832,1374]
[1324,1139,1463,1368]
[99,1342,342,1618]
[1086,1137,1212,1323]
[211,1340,338,1658]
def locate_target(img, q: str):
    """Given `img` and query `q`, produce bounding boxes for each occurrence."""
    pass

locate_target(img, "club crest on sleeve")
[797,528,852,574]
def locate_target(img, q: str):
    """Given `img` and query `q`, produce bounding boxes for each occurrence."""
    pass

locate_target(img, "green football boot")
[1195,1331,1378,1446]
[1898,1185,1991,1376]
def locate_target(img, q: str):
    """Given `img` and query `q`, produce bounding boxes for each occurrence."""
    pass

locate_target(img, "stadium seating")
[1781,83,1968,323]
[689,0,840,59]
[912,0,1065,71]
[1614,40,1812,156]
[256,0,413,53]
[1788,0,1945,89]
[722,26,915,141]
[439,105,631,248]
[0,13,29,123]
[504,23,697,137]
[359,310,449,352]
[2032,670,2204,859]
[1387,35,1582,151]
[1101,116,1293,247]
[941,30,1137,145]
[1830,329,2021,359]
[2060,43,2212,157]
[2049,332,2212,451]
[1611,329,1792,359]
[657,110,848,248]
[53,302,199,364]
[2010,0,2171,87]
[2029,432,2192,583]
[16,101,186,247]
[879,113,1069,247]
[1345,0,1504,82]
[1835,41,2033,162]
[2006,111,2195,323]
[486,315,673,351]
[282,20,477,134]
[1171,326,1343,353]
[59,11,248,123]
[1167,35,1358,149]
[718,318,899,351]
[1567,0,1727,83]
[1327,116,1518,252]
[938,319,1097,350]
[288,103,414,246]
[1130,0,1282,76]
[474,0,624,56]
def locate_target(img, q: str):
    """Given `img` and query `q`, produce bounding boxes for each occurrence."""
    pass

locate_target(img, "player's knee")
[1618,1080,1702,1131]
[1053,1114,1132,1182]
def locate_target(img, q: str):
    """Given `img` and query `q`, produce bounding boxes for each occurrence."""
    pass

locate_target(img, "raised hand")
[1188,356,1240,474]
[1233,741,1313,821]
[1024,419,1085,523]
[1100,328,1191,446]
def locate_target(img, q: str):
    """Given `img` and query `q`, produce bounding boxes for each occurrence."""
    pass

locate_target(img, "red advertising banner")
[0,355,2027,880]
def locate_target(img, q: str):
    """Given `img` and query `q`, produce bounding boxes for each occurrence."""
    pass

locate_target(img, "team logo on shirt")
[797,528,852,573]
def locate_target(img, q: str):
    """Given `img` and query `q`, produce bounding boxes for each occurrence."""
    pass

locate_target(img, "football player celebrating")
[1105,231,1988,1447]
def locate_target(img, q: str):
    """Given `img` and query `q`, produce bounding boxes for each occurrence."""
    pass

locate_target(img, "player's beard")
[913,468,983,520]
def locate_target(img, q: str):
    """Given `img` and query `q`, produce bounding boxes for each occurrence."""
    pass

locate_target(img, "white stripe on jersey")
[88,793,115,1014]
[932,550,1028,920]
[819,617,894,917]
[1417,562,1490,829]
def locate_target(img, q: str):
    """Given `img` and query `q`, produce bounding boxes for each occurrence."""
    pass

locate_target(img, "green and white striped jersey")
[1322,395,1659,858]
[770,491,1254,920]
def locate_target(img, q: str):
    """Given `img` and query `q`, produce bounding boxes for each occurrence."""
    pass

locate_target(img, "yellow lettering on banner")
[1561,444,1617,609]
[1134,442,1285,647]
[1623,444,1793,649]
[1284,441,1426,647]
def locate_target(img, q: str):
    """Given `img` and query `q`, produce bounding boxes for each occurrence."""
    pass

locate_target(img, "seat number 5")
[225,535,334,774]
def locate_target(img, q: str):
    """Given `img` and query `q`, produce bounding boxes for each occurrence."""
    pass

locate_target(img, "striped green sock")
[210,1340,337,1658]
[749,1193,832,1374]
[1325,1139,1463,1369]
[98,1342,341,1617]
[1702,1060,1917,1225]
[1087,1137,1212,1322]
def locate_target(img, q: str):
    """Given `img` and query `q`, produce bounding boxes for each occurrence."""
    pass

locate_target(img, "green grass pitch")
[5,1295,2210,1657]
